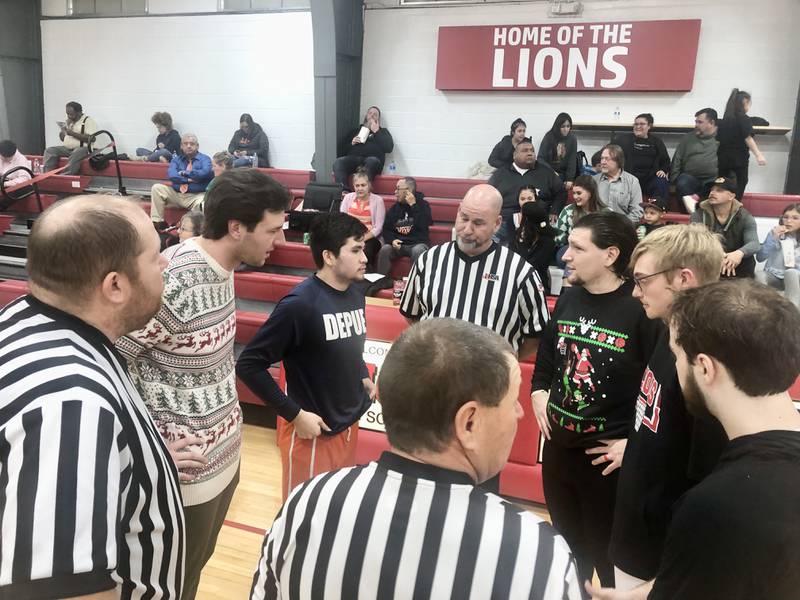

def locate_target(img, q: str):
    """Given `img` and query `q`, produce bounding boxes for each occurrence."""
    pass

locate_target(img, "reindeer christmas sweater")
[532,280,661,448]
[116,238,240,506]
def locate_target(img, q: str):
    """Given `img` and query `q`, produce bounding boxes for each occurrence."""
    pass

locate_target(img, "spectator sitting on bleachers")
[670,108,719,213]
[42,101,97,175]
[205,151,234,198]
[756,203,800,308]
[340,168,386,267]
[612,113,670,201]
[178,211,204,243]
[0,139,31,182]
[512,184,538,228]
[136,111,180,163]
[488,117,526,170]
[593,144,643,223]
[228,113,270,168]
[554,174,605,271]
[333,106,394,190]
[150,133,212,229]
[538,112,578,189]
[512,200,557,295]
[690,176,759,279]
[488,137,566,244]
[637,197,669,240]
[248,318,580,600]
[376,176,431,277]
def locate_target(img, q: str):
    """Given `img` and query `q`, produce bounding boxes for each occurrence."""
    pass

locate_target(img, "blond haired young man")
[593,224,727,589]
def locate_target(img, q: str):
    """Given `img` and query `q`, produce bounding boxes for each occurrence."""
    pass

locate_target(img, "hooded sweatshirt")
[228,122,270,167]
[691,199,759,277]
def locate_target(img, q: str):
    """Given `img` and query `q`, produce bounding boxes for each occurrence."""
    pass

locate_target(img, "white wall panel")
[41,11,314,169]
[361,0,800,192]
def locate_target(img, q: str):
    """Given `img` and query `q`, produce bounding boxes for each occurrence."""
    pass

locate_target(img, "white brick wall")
[361,0,800,193]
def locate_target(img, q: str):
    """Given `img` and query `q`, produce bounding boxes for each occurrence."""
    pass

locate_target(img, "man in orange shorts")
[237,212,376,498]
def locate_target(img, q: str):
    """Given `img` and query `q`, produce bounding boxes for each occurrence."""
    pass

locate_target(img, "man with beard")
[399,183,548,360]
[0,195,185,598]
[596,225,725,590]
[587,280,800,599]
[237,212,376,499]
[117,169,290,599]
[531,211,660,590]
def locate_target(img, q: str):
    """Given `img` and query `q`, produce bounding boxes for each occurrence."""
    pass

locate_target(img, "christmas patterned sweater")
[532,280,661,448]
[116,238,241,506]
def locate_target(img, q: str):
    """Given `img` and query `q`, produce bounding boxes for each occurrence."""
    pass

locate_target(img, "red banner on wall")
[435,19,701,92]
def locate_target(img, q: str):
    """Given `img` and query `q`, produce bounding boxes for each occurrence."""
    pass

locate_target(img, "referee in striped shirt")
[251,318,580,600]
[0,196,185,599]
[399,183,548,361]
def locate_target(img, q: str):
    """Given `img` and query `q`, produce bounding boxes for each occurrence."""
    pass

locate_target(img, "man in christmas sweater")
[531,212,660,589]
[117,169,290,598]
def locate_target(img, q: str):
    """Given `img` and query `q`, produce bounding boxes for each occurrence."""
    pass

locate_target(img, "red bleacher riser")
[0,279,28,306]
[742,193,800,218]
[265,242,317,270]
[389,257,412,279]
[429,225,452,245]
[665,212,690,224]
[372,175,479,199]
[36,175,91,194]
[234,272,302,303]
[0,215,13,235]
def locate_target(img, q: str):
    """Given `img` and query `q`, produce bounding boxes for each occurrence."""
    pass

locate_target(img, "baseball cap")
[705,176,737,196]
[640,197,668,212]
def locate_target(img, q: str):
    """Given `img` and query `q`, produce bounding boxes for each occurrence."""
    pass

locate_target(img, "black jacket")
[612,132,670,181]
[341,126,394,168]
[488,135,515,169]
[228,123,270,167]
[538,131,578,181]
[511,235,555,295]
[488,161,567,215]
[155,129,181,155]
[382,193,432,246]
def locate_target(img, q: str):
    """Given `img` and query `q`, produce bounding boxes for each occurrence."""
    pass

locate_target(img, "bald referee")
[250,318,580,600]
[399,184,549,360]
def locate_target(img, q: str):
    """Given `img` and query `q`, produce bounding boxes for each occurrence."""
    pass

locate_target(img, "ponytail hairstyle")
[723,88,751,119]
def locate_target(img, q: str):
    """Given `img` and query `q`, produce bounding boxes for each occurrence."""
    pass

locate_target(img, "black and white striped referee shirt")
[399,242,549,352]
[251,452,580,600]
[0,296,185,599]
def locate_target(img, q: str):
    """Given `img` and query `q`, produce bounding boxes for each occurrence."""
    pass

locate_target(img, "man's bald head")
[461,184,502,218]
[28,195,148,301]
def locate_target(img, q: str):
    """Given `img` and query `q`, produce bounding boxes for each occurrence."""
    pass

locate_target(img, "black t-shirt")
[716,115,754,167]
[649,430,800,600]
[531,280,661,447]
[612,132,670,180]
[609,330,696,579]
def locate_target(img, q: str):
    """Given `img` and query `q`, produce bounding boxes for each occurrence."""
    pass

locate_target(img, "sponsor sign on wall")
[359,339,393,433]
[436,20,701,92]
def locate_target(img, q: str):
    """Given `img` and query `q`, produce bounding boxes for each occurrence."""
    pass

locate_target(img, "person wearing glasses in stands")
[612,114,670,202]
[530,212,660,591]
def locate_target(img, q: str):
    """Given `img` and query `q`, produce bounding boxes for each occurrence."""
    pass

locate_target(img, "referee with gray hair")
[250,318,579,600]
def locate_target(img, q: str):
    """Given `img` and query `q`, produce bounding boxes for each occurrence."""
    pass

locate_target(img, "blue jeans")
[136,147,172,162]
[637,173,669,200]
[495,208,518,246]
[233,155,258,168]
[333,155,382,190]
[674,172,711,198]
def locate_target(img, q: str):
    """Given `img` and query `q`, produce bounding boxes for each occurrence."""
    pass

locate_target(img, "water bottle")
[388,161,397,175]
[613,107,621,122]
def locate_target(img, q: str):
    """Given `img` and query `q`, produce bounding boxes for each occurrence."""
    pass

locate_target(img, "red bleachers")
[0,215,14,234]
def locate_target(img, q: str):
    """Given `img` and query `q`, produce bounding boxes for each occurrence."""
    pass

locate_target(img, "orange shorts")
[277,418,360,500]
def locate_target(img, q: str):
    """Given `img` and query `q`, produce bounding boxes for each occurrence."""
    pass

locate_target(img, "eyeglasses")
[632,268,677,290]
[780,215,800,222]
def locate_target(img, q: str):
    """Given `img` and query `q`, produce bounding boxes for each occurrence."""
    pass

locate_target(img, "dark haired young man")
[531,211,660,590]
[588,280,800,600]
[250,319,581,600]
[237,211,376,499]
[117,168,290,599]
